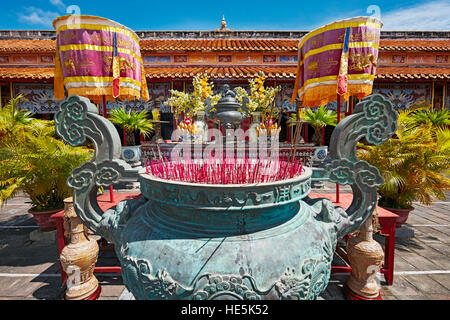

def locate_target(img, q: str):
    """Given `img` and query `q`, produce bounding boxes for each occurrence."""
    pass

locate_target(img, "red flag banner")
[291,17,382,107]
[337,27,351,96]
[112,32,120,98]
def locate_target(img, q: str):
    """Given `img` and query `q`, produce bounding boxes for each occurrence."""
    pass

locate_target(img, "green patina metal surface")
[55,93,397,300]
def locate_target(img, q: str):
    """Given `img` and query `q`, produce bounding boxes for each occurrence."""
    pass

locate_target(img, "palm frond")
[108,107,155,137]
[305,106,337,130]
[357,117,450,208]
[0,133,92,210]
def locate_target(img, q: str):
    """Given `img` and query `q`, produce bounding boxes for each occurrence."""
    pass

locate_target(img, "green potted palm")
[108,107,154,165]
[303,106,337,162]
[0,96,92,231]
[304,106,337,146]
[358,108,450,226]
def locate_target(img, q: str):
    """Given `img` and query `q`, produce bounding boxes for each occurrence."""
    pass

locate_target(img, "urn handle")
[55,96,141,239]
[310,94,398,237]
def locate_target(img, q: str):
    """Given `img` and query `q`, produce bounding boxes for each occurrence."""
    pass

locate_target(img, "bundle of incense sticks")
[144,155,304,184]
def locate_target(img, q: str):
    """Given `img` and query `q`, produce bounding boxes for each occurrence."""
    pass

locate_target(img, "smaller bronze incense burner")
[206,84,248,131]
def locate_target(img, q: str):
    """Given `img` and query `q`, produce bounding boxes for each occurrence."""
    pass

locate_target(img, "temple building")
[0,19,448,138]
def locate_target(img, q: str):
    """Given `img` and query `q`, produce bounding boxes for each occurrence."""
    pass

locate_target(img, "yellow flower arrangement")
[235,71,281,117]
[165,73,221,117]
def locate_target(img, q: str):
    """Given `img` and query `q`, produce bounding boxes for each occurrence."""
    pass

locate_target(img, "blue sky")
[2,0,449,31]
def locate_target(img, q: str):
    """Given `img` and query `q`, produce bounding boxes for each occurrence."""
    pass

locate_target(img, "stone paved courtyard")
[0,183,449,300]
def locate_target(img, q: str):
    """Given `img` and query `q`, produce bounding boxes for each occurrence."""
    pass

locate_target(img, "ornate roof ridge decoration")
[0,30,57,40]
[0,30,449,40]
[214,15,232,32]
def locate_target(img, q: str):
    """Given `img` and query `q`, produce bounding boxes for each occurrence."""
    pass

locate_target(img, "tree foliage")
[0,96,93,211]
[358,107,450,209]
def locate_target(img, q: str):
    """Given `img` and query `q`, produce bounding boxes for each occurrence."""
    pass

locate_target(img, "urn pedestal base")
[83,285,102,300]
[64,276,100,300]
[63,284,102,300]
[343,284,382,300]
[344,213,384,300]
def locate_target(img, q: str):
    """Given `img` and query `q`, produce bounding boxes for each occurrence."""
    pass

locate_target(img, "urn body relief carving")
[55,94,397,300]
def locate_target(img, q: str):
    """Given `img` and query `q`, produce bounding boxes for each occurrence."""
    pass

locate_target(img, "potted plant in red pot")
[0,96,92,231]
[358,107,450,227]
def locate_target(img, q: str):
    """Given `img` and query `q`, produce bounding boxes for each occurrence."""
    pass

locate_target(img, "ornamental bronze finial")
[216,14,230,31]
[221,15,227,29]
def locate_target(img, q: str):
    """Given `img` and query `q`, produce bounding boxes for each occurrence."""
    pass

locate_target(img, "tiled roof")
[379,40,450,52]
[0,66,297,80]
[0,67,54,80]
[0,39,299,53]
[0,66,448,81]
[0,40,56,53]
[0,39,448,53]
[144,66,297,79]
[139,39,298,52]
[0,66,298,80]
[145,66,450,80]
[375,67,450,79]
[144,39,450,52]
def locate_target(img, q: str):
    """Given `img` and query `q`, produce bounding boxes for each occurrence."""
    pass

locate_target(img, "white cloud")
[18,7,60,28]
[49,0,66,11]
[17,0,68,28]
[381,1,450,30]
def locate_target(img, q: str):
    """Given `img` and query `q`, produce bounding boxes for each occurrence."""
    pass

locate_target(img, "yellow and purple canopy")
[291,17,382,107]
[53,15,149,103]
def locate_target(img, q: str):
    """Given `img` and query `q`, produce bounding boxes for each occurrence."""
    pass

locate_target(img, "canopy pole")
[290,106,301,163]
[103,95,114,203]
